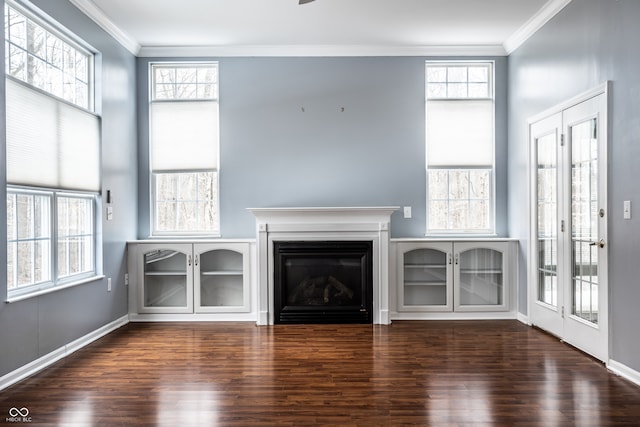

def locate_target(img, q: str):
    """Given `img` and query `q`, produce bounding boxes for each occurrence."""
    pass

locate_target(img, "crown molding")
[137,44,507,58]
[503,0,573,54]
[71,0,569,59]
[69,0,140,55]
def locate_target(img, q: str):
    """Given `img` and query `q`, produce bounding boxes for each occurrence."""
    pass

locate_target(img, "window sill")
[5,275,106,304]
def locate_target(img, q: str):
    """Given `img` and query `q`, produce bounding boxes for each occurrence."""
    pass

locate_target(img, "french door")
[530,89,608,362]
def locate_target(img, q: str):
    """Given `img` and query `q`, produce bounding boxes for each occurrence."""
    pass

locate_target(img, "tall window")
[5,2,99,298]
[426,62,494,233]
[149,63,219,235]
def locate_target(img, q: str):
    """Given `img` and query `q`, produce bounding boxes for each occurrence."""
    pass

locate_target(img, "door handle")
[589,239,605,248]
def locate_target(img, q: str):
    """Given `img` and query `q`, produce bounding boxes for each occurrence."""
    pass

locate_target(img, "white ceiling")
[70,0,571,57]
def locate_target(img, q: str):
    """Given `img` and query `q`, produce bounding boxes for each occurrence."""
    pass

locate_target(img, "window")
[7,189,96,294]
[5,3,92,109]
[57,194,94,279]
[7,190,51,290]
[5,2,99,299]
[426,62,494,233]
[150,63,220,235]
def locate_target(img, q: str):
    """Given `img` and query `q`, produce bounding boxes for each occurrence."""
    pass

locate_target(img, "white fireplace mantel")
[248,207,399,325]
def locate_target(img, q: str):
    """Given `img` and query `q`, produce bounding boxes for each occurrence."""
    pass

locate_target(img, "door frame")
[527,82,610,362]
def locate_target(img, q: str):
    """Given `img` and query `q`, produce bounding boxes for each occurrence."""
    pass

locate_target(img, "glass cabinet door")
[141,244,193,313]
[398,243,453,312]
[454,243,507,311]
[195,244,250,313]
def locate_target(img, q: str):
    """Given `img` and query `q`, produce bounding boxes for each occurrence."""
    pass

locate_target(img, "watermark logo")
[6,407,31,423]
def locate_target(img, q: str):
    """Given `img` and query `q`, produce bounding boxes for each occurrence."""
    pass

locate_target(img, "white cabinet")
[453,242,510,312]
[400,242,453,312]
[395,240,516,317]
[138,243,193,314]
[128,241,252,318]
[195,244,249,313]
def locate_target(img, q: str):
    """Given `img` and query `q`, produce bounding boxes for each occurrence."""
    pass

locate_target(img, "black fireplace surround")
[273,240,373,324]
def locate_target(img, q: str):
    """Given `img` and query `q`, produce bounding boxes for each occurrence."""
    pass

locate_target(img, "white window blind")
[150,101,219,172]
[6,79,101,191]
[426,99,493,167]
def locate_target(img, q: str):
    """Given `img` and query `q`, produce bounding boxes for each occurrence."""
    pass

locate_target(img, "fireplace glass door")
[274,241,373,324]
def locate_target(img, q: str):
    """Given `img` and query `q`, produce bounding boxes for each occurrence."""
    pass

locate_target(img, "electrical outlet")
[107,277,112,292]
[125,273,129,286]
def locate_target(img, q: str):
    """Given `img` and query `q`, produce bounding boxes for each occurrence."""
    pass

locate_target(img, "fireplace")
[248,206,398,325]
[273,241,373,324]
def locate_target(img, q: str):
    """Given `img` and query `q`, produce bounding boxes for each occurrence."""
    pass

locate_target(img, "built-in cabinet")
[128,238,516,322]
[128,241,253,320]
[393,240,517,319]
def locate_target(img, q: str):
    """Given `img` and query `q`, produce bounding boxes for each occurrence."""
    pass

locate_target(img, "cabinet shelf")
[201,270,243,276]
[405,264,447,269]
[145,271,187,276]
[460,269,503,274]
[404,281,447,287]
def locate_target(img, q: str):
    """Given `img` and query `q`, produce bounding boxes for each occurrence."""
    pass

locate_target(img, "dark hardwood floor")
[1,321,639,426]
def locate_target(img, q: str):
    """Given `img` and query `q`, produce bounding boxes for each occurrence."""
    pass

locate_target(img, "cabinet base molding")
[129,313,257,322]
[391,311,517,321]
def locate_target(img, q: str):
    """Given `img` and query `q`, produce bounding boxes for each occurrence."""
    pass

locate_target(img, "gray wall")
[0,0,137,377]
[137,56,509,239]
[508,0,640,371]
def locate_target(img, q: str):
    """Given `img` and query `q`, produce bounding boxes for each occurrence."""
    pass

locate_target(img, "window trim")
[6,186,100,300]
[425,60,496,235]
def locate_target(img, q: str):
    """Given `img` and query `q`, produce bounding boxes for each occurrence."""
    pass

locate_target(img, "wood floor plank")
[1,321,639,426]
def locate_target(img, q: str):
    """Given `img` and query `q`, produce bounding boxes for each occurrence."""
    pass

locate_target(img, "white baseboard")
[607,359,640,388]
[517,312,531,325]
[0,314,129,391]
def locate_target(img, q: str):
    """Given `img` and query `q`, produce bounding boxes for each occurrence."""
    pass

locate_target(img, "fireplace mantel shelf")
[247,206,400,228]
[247,206,400,219]
[248,206,400,214]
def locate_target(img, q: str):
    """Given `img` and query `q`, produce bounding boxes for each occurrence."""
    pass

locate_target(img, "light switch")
[624,200,631,219]
[106,206,113,221]
[403,206,412,219]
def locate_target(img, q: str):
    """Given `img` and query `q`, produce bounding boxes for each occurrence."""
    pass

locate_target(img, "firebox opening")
[274,241,373,324]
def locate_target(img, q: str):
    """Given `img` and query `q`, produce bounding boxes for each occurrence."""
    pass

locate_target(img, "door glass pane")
[459,248,503,306]
[403,249,447,306]
[199,249,244,307]
[143,249,187,307]
[536,132,558,306]
[571,119,598,324]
